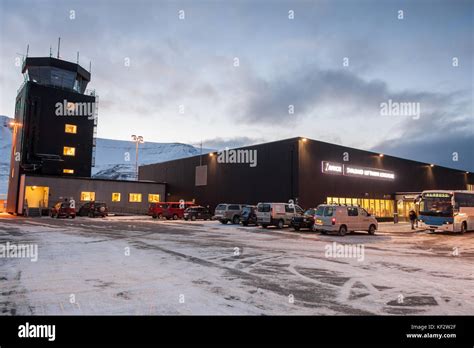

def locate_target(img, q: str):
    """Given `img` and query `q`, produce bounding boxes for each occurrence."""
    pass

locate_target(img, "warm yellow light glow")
[379,153,384,157]
[301,138,307,142]
[112,192,121,202]
[209,152,214,157]
[65,124,77,134]
[63,146,76,156]
[9,121,22,127]
[129,193,142,202]
[430,164,435,167]
[81,191,95,201]
[63,169,74,174]
[148,194,160,203]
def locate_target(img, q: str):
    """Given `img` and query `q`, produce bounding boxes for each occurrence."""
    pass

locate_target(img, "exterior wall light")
[430,164,435,167]
[379,154,384,157]
[301,138,307,142]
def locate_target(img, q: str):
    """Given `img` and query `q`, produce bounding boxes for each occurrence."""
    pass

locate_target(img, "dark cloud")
[373,102,474,172]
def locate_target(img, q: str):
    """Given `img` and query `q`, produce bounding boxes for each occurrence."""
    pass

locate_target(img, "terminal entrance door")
[24,186,49,209]
[396,194,419,221]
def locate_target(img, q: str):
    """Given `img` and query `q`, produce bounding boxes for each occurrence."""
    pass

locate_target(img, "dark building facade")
[139,137,474,220]
[7,57,96,213]
[6,55,166,215]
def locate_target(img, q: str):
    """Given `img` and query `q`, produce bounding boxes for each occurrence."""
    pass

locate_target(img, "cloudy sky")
[0,0,472,171]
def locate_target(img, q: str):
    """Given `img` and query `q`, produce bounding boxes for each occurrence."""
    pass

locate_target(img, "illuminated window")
[129,193,142,202]
[468,184,474,191]
[326,197,394,217]
[81,192,95,201]
[148,194,160,203]
[65,124,77,134]
[63,146,76,156]
[63,169,74,174]
[112,193,121,202]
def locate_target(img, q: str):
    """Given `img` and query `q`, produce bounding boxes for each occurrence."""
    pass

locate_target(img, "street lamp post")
[131,135,144,180]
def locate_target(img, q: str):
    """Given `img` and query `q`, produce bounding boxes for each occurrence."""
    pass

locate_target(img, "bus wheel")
[461,222,467,234]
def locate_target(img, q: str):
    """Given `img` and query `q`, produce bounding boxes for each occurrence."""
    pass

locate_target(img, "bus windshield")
[420,193,453,217]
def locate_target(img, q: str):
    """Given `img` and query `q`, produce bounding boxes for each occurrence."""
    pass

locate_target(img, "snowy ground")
[0,214,473,315]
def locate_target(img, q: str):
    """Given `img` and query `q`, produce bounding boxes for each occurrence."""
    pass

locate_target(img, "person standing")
[409,209,417,230]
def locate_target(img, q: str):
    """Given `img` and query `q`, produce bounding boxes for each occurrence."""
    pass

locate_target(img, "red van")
[148,203,169,219]
[163,202,195,220]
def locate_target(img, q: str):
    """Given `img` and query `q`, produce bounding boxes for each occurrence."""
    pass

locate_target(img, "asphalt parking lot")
[0,214,473,315]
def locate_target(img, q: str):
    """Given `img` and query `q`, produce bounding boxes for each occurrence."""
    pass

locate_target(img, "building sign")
[321,161,343,175]
[321,161,395,180]
[423,192,451,198]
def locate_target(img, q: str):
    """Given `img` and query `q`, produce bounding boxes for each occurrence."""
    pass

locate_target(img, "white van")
[256,202,304,229]
[313,204,378,236]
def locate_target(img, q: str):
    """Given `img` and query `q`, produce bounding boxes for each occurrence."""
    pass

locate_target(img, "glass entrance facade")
[326,197,394,218]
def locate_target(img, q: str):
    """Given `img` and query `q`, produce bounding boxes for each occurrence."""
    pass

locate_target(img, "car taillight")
[331,217,336,225]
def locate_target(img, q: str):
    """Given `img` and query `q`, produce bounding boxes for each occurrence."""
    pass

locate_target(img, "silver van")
[256,202,304,229]
[313,204,378,236]
[213,203,245,224]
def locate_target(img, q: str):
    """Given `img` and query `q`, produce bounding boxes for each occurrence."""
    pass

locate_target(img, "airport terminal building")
[139,137,474,221]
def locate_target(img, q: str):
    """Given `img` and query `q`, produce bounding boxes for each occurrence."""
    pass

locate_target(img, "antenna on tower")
[49,45,52,57]
[57,37,61,59]
[77,51,80,64]
[89,61,92,74]
[26,44,29,58]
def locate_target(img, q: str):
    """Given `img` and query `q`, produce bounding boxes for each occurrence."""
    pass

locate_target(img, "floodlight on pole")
[131,135,144,180]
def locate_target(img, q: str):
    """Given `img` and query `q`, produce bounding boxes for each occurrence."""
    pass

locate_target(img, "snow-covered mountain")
[0,116,13,195]
[0,115,212,193]
[92,138,211,180]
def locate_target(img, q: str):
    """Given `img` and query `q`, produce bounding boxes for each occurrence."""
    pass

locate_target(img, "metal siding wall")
[24,176,165,214]
[298,140,473,208]
[139,139,300,210]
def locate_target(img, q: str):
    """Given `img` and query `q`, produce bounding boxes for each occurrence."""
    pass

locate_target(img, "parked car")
[213,203,245,224]
[240,205,257,226]
[78,201,108,218]
[148,202,169,219]
[50,202,76,219]
[163,202,194,220]
[256,202,304,229]
[291,208,317,231]
[183,206,212,221]
[313,204,378,236]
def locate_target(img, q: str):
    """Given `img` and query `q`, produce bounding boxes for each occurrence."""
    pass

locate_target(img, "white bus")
[418,190,474,234]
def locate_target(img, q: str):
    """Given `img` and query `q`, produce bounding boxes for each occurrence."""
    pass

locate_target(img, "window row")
[326,197,394,218]
[80,191,160,203]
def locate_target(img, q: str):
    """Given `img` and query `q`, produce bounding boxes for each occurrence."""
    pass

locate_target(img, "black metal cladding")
[7,56,95,213]
[19,82,95,176]
[139,137,473,210]
[298,139,472,207]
